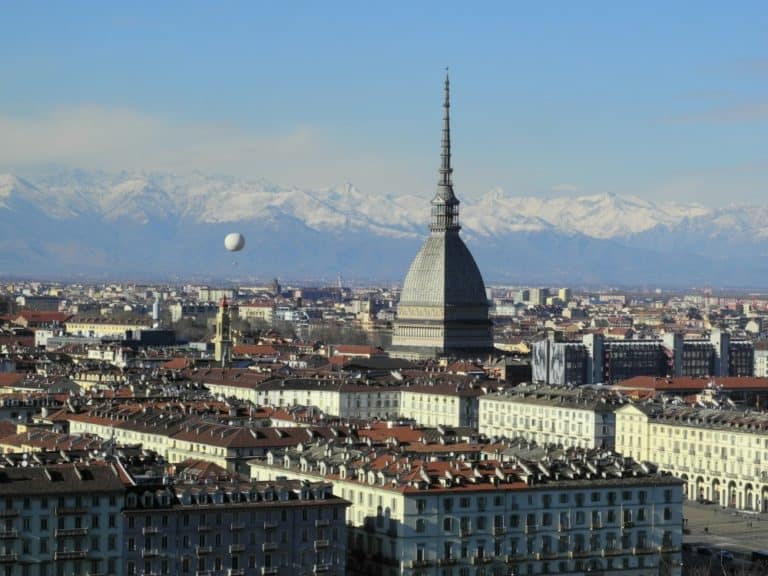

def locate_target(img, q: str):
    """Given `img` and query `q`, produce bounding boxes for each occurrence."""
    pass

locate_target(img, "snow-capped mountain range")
[1,169,767,286]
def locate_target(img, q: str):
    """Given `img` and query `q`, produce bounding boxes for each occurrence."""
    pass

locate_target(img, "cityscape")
[2,3,768,576]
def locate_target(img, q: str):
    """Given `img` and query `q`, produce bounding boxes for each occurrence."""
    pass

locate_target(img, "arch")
[761,486,768,512]
[712,479,721,505]
[745,484,755,511]
[727,481,738,508]
[695,477,705,501]
[679,474,689,499]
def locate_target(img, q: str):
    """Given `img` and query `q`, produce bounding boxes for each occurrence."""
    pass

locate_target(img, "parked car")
[715,550,734,562]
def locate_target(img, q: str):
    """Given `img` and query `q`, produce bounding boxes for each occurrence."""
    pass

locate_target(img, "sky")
[1,1,767,206]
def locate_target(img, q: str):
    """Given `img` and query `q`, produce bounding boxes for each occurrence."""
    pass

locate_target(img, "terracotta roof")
[161,357,189,370]
[13,312,72,323]
[0,373,25,388]
[619,376,768,391]
[233,344,278,356]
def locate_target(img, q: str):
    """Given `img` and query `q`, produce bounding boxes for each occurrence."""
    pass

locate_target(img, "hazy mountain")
[1,170,767,287]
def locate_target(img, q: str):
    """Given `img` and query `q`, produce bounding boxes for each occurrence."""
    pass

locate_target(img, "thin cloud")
[0,106,429,195]
[550,183,582,193]
[666,100,768,124]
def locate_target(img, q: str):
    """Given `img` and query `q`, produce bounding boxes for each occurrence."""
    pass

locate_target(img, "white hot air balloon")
[224,233,245,252]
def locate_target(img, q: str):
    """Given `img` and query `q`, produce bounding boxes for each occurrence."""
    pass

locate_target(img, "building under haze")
[390,76,493,360]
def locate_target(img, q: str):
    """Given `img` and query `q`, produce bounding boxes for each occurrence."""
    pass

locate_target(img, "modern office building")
[533,331,755,385]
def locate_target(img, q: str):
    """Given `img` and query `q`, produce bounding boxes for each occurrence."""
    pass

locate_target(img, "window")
[443,518,452,532]
[416,519,425,533]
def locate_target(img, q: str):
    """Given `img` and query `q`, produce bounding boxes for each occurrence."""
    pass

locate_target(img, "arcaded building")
[390,76,493,360]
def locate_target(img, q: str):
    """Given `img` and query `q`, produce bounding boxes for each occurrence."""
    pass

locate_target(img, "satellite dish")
[224,233,245,252]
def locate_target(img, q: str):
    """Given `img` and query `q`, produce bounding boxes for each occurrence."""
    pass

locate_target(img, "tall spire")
[431,69,460,233]
[439,70,453,190]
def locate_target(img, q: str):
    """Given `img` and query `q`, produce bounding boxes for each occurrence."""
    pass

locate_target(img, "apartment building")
[64,318,153,339]
[0,462,125,576]
[195,371,492,428]
[478,385,622,449]
[250,443,683,576]
[399,383,484,428]
[615,403,768,511]
[65,404,348,474]
[123,479,347,576]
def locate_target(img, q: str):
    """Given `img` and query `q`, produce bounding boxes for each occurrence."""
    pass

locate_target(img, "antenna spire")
[439,69,452,188]
[430,70,460,233]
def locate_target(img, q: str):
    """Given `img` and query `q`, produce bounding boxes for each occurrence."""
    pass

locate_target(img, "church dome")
[399,233,487,309]
[390,73,492,359]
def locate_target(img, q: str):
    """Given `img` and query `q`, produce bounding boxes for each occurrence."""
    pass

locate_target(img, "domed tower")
[390,74,493,359]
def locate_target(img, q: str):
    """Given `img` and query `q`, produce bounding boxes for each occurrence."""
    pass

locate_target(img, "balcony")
[410,559,433,568]
[0,510,19,518]
[54,550,88,560]
[55,528,89,537]
[0,553,18,563]
[570,550,590,559]
[313,565,331,574]
[55,507,87,516]
[314,539,329,550]
[460,528,472,537]
[230,522,245,531]
[602,548,622,557]
[492,526,505,536]
[0,530,18,539]
[142,548,160,558]
[262,542,278,552]
[197,524,212,532]
[525,524,537,534]
[228,570,246,576]
[142,526,160,535]
[263,521,278,530]
[229,544,245,553]
[315,519,330,528]
[261,569,278,576]
[506,554,527,564]
[622,522,634,530]
[439,557,457,566]
[634,547,656,555]
[196,546,213,555]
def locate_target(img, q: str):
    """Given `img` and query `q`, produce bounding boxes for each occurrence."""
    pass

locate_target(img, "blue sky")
[1,1,766,205]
